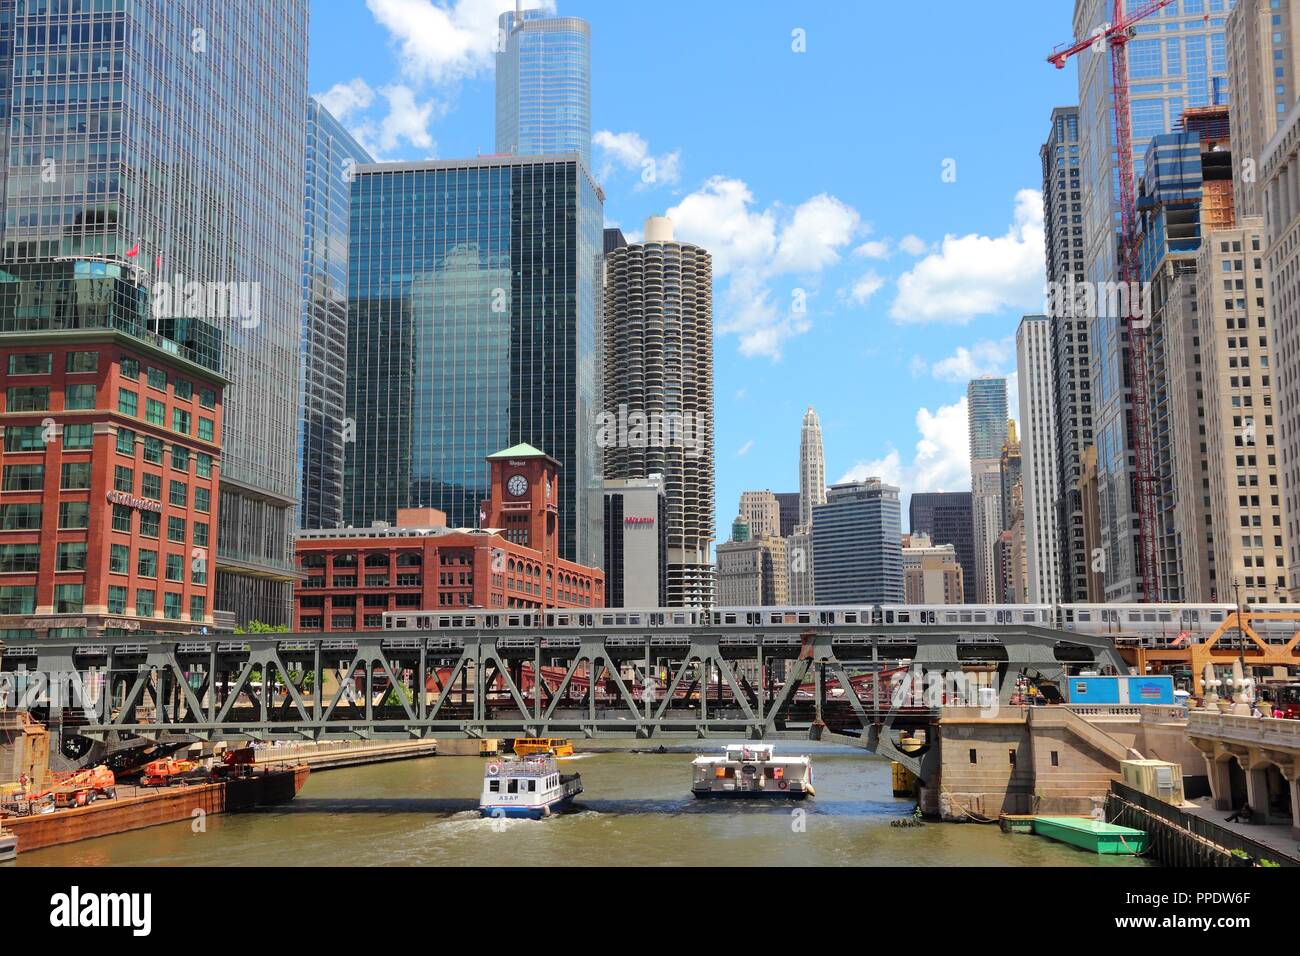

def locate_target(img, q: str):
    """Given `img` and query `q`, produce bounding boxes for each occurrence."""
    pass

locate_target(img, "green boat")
[1032,816,1149,855]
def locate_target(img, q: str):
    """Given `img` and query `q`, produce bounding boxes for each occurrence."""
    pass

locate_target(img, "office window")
[58,502,90,530]
[147,367,167,391]
[190,596,206,622]
[120,357,140,380]
[174,379,192,401]
[0,504,42,530]
[172,409,190,435]
[7,353,51,375]
[169,481,187,508]
[0,544,40,574]
[7,386,49,411]
[5,426,46,452]
[118,388,138,416]
[136,589,155,617]
[0,586,37,614]
[61,462,91,489]
[195,487,210,513]
[66,351,98,373]
[165,553,184,582]
[171,446,190,472]
[57,542,87,572]
[193,522,209,547]
[117,428,136,455]
[54,584,84,613]
[198,417,214,442]
[163,592,182,620]
[199,388,216,409]
[146,399,165,426]
[114,465,134,493]
[2,464,43,491]
[63,424,93,449]
[137,549,158,578]
[196,454,213,478]
[109,543,129,575]
[141,473,162,501]
[107,586,128,615]
[112,505,133,533]
[142,436,163,464]
[167,516,186,544]
[65,383,96,410]
[139,511,160,539]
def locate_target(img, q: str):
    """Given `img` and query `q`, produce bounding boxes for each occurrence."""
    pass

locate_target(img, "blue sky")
[308,0,1079,540]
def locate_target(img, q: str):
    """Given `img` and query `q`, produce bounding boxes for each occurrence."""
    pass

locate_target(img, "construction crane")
[1048,0,1177,603]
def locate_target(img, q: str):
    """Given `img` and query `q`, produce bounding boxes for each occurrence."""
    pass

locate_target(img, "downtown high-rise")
[1041,105,1092,603]
[812,479,903,606]
[300,98,373,531]
[602,216,714,606]
[496,4,593,167]
[968,377,1007,603]
[909,492,975,604]
[1073,0,1230,601]
[344,157,605,569]
[0,0,308,629]
[1016,315,1063,604]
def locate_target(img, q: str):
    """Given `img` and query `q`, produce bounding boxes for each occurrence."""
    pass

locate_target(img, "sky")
[308,0,1080,541]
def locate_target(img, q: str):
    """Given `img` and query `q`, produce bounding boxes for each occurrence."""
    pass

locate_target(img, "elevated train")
[383,602,1298,646]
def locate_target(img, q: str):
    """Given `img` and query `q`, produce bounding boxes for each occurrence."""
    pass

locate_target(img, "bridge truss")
[1,623,1128,780]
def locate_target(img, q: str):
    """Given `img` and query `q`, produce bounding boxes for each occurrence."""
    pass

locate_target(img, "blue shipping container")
[1066,675,1175,706]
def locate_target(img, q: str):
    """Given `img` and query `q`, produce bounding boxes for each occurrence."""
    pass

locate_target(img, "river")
[10,746,1148,867]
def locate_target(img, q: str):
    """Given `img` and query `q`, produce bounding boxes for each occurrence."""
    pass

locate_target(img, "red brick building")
[0,330,225,641]
[293,445,604,631]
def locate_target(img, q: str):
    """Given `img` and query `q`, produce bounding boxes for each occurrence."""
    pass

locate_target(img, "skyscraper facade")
[344,156,605,568]
[774,491,801,538]
[811,479,903,606]
[301,98,374,531]
[1073,0,1230,602]
[738,490,781,540]
[908,491,975,604]
[1227,0,1300,221]
[496,5,592,167]
[1264,100,1300,600]
[967,378,1008,460]
[1041,105,1093,603]
[968,377,1007,603]
[602,216,714,606]
[1017,315,1063,604]
[799,406,827,530]
[0,0,309,628]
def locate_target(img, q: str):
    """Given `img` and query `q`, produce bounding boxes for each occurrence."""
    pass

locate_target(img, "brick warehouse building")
[0,324,225,642]
[294,445,603,631]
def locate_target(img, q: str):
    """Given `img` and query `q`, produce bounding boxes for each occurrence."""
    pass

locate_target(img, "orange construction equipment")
[140,758,196,787]
[28,766,117,808]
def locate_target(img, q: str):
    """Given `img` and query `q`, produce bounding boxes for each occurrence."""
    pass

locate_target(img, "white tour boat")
[691,745,815,799]
[479,754,582,819]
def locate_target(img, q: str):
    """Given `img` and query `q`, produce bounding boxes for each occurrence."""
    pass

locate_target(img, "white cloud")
[899,234,929,256]
[846,271,885,307]
[365,0,554,86]
[317,78,376,121]
[736,440,755,458]
[927,337,1015,383]
[593,130,682,188]
[375,84,438,152]
[773,194,860,273]
[889,189,1045,324]
[667,177,860,360]
[854,239,892,259]
[840,397,972,500]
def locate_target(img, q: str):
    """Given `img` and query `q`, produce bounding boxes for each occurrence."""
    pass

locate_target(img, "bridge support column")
[1245,759,1271,824]
[1205,755,1234,811]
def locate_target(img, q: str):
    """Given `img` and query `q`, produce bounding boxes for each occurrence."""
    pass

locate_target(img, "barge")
[691,745,815,799]
[0,764,308,856]
[480,754,582,819]
[1032,816,1149,855]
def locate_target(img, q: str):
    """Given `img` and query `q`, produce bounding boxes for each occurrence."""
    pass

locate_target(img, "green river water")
[9,747,1148,867]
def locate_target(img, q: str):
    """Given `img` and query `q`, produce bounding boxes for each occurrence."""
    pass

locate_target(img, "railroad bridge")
[1,622,1128,779]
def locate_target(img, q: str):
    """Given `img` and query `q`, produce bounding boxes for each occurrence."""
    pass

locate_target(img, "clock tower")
[483,444,561,558]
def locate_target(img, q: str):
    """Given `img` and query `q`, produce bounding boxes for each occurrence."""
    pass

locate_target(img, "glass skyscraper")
[0,0,309,627]
[301,98,373,531]
[812,480,904,606]
[344,156,604,568]
[1072,0,1232,600]
[496,6,592,166]
[967,377,1009,460]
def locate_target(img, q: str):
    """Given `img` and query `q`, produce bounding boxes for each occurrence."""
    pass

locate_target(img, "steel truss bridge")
[1,623,1128,779]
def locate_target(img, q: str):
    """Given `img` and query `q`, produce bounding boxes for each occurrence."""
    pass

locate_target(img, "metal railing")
[1109,781,1298,866]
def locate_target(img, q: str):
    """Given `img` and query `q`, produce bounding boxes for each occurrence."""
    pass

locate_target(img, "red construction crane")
[1048,0,1176,603]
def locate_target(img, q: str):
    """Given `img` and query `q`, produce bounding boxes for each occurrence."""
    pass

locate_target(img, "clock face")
[507,475,529,498]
